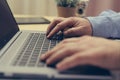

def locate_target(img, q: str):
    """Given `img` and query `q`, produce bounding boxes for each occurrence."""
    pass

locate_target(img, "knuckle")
[69,29,75,33]
[52,18,57,22]
[68,17,76,22]
[69,18,74,22]
[55,23,62,30]
[56,23,62,27]
[53,18,61,23]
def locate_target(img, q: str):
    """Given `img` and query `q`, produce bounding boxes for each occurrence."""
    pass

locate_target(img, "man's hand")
[41,36,120,71]
[46,17,92,38]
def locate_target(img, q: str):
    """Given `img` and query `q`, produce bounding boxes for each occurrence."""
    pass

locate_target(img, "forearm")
[87,10,120,38]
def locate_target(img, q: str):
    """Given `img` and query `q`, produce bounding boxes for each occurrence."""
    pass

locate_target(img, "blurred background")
[7,0,120,17]
[7,0,58,16]
[7,0,89,16]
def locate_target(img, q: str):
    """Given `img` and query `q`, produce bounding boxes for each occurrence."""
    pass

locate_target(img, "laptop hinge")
[0,31,22,58]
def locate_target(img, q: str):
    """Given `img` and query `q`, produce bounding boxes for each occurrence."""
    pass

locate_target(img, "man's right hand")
[46,17,92,38]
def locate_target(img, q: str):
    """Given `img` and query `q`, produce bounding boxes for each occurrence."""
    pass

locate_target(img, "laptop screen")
[0,0,19,49]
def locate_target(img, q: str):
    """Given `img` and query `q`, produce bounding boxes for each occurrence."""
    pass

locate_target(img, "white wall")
[7,0,57,16]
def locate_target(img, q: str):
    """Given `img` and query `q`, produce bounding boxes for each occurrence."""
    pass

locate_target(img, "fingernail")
[47,36,49,38]
[47,35,50,38]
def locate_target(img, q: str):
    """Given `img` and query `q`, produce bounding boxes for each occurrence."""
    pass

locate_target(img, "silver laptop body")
[0,0,112,80]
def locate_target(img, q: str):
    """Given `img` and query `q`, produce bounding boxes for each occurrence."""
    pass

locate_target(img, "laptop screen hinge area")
[0,31,22,58]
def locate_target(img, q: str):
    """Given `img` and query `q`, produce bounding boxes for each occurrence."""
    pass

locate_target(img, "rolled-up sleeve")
[87,10,120,38]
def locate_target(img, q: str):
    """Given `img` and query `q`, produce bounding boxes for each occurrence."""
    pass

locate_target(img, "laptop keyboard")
[12,33,63,67]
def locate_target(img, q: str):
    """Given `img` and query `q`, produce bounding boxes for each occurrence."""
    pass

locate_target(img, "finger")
[58,38,79,45]
[47,17,75,38]
[40,38,78,62]
[56,49,97,71]
[46,44,76,65]
[56,52,90,71]
[40,48,56,61]
[64,27,81,37]
[64,26,88,37]
[46,17,65,36]
[40,42,65,61]
[56,47,104,71]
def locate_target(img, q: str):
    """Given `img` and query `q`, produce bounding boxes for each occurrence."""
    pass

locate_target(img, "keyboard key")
[12,33,63,67]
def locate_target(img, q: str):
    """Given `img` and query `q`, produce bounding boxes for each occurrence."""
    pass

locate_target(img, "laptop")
[0,0,112,79]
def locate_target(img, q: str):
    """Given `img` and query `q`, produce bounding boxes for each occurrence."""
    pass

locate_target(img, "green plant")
[55,0,80,7]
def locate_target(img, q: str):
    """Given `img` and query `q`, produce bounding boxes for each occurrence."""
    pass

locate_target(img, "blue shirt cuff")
[87,10,120,38]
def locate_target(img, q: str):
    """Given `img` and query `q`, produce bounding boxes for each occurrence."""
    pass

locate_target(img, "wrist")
[84,18,93,36]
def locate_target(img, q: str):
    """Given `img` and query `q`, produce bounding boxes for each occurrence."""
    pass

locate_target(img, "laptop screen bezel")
[0,0,19,49]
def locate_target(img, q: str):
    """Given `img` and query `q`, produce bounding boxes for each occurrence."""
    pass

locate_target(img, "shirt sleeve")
[87,10,120,39]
